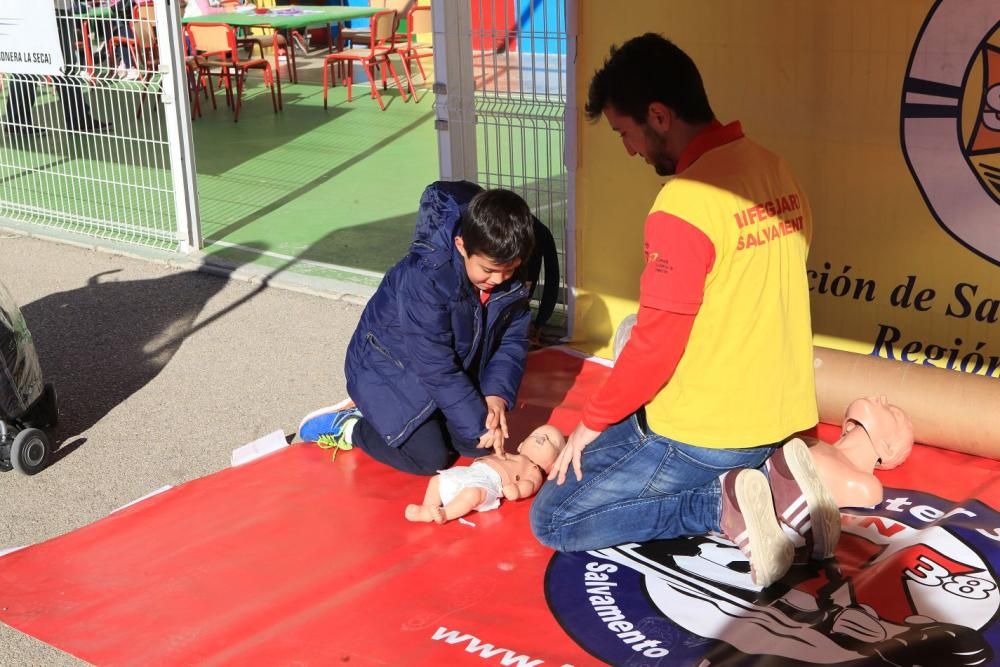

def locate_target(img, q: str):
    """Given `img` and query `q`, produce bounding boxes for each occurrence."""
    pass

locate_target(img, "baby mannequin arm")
[501,465,543,501]
[502,478,537,501]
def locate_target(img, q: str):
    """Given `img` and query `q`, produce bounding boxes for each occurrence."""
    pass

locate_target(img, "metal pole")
[433,0,477,182]
[563,0,577,341]
[155,0,202,252]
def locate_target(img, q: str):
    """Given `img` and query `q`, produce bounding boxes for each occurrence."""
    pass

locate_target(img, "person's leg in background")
[111,0,139,79]
[2,76,40,134]
[54,9,109,131]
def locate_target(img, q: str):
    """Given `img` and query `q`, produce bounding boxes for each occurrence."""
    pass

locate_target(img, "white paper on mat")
[231,429,289,467]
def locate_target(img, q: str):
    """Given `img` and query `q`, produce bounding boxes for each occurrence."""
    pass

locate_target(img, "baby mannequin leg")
[421,475,444,507]
[405,476,445,523]
[405,478,488,524]
[439,487,489,521]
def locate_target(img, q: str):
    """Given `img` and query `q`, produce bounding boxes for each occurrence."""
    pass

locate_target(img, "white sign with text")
[0,0,66,75]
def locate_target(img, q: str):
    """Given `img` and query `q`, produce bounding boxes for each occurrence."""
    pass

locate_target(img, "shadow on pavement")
[21,267,230,450]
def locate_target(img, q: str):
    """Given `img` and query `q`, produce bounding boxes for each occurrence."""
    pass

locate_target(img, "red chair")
[108,4,158,75]
[338,0,413,51]
[395,5,432,100]
[240,29,302,83]
[236,0,306,85]
[101,5,164,118]
[182,31,211,120]
[76,21,96,80]
[322,10,407,111]
[187,22,280,122]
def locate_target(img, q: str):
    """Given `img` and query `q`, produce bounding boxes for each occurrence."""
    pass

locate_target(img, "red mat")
[3,348,1000,666]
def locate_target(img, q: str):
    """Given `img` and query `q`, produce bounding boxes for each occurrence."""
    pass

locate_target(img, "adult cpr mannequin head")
[843,395,914,470]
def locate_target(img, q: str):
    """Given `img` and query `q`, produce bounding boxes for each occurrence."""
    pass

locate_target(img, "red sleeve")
[640,212,715,313]
[580,213,715,432]
[581,306,695,431]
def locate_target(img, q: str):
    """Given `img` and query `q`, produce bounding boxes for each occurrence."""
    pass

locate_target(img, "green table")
[183,6,379,83]
[76,6,114,18]
[182,6,377,30]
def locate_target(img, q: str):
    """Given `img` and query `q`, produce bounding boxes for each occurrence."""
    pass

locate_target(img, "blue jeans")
[529,413,778,552]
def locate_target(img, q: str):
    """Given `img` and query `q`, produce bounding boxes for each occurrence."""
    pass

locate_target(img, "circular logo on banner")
[900,0,1000,265]
[545,490,1000,665]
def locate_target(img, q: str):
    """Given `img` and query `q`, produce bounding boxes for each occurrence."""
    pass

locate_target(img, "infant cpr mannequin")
[806,395,914,508]
[405,424,566,524]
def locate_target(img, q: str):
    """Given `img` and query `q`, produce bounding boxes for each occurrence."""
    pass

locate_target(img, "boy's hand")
[484,395,510,440]
[477,427,505,457]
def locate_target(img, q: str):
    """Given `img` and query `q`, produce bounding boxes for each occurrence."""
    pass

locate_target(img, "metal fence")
[470,0,571,331]
[0,0,198,251]
[432,0,574,334]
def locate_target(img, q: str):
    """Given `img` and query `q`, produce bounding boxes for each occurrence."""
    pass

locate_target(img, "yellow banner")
[574,0,1000,380]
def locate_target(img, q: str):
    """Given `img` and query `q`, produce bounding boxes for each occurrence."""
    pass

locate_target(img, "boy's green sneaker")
[316,433,353,461]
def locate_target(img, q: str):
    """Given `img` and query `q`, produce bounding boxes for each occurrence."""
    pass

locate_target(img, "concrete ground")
[0,233,366,666]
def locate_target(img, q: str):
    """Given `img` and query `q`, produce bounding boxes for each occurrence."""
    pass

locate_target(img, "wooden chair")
[338,0,413,51]
[187,22,279,122]
[322,10,408,111]
[395,5,432,100]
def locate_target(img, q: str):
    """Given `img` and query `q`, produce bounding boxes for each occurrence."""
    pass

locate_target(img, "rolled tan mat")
[813,346,1000,459]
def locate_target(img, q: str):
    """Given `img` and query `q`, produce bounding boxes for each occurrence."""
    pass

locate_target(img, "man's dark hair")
[459,189,535,264]
[586,33,714,125]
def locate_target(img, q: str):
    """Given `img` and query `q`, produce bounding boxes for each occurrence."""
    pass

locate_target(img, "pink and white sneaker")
[719,468,794,587]
[766,438,842,560]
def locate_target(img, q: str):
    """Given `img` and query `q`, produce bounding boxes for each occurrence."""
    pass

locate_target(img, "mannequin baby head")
[516,424,566,474]
[843,395,914,470]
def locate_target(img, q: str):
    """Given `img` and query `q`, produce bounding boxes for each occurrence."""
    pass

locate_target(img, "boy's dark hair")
[586,33,714,125]
[459,189,535,264]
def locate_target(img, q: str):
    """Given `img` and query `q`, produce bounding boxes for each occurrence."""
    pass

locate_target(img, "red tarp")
[2,349,1000,666]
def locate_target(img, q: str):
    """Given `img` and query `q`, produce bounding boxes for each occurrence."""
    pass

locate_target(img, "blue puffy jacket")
[345,181,532,447]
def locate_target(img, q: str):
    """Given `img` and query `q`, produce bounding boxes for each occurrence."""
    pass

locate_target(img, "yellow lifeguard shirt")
[644,121,818,447]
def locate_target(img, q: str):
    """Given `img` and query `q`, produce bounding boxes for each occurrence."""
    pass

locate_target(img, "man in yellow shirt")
[530,34,840,587]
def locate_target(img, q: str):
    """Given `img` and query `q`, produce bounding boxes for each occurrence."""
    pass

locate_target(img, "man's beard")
[643,125,675,176]
[654,160,676,177]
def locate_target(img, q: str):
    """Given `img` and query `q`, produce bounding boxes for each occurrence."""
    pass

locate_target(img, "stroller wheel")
[11,428,51,475]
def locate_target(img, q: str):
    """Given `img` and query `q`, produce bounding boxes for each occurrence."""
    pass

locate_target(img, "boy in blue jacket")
[299,182,536,475]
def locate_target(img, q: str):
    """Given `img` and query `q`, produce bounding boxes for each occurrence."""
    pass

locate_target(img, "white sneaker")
[720,468,794,587]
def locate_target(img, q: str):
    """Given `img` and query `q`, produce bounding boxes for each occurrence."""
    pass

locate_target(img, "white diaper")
[437,461,504,513]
